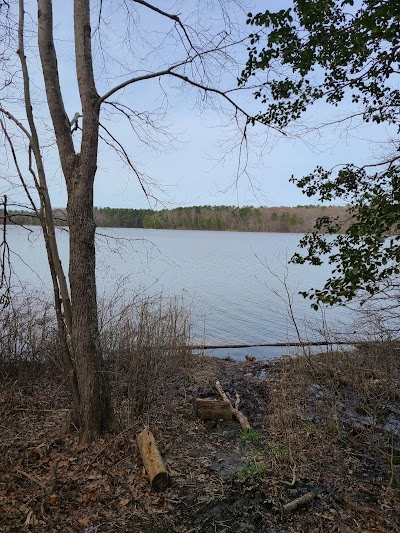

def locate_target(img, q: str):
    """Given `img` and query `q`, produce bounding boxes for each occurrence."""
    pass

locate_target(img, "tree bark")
[37,0,115,441]
[70,0,115,440]
[68,175,114,440]
[17,0,79,410]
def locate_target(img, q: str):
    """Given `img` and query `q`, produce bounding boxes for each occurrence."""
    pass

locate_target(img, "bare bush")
[100,294,192,417]
[0,291,192,419]
[0,293,59,375]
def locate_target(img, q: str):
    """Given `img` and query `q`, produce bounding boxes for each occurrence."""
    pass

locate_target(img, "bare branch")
[98,66,176,105]
[28,146,42,195]
[21,0,73,334]
[169,71,286,135]
[1,119,39,216]
[99,66,285,135]
[74,0,99,164]
[0,194,11,308]
[0,106,31,140]
[103,100,175,150]
[37,0,75,171]
[98,123,156,204]
[131,0,196,53]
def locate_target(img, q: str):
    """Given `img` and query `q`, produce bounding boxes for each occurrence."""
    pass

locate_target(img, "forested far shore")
[7,205,350,233]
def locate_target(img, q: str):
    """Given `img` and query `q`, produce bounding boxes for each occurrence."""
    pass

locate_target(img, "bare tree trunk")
[37,0,115,441]
[16,0,80,412]
[68,175,114,440]
[26,0,258,441]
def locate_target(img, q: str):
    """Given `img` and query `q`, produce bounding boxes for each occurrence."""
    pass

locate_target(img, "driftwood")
[281,491,316,514]
[136,429,169,490]
[194,398,232,420]
[215,380,251,431]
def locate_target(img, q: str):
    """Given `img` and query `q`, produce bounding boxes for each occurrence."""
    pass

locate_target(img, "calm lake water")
[8,226,357,358]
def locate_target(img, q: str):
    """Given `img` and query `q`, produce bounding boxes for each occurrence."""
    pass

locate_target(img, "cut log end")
[151,471,170,491]
[194,398,232,420]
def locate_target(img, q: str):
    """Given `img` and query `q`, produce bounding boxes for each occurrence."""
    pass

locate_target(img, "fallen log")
[281,491,316,514]
[194,398,232,420]
[136,429,170,490]
[215,380,251,432]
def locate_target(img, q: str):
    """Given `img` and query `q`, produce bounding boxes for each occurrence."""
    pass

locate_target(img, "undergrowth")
[262,343,400,507]
[0,290,192,423]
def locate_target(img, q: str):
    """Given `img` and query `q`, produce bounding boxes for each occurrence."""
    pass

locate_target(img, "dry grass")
[257,343,400,529]
[0,294,58,370]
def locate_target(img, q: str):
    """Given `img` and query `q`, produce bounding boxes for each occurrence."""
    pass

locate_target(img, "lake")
[8,226,357,358]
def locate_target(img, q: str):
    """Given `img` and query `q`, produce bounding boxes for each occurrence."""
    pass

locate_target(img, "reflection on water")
[8,226,356,346]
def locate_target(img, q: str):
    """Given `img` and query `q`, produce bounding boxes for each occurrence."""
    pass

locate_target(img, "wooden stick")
[334,495,377,517]
[282,491,316,514]
[215,381,251,432]
[234,391,241,410]
[215,380,230,403]
[233,408,251,432]
[136,429,169,490]
[334,495,397,528]
[13,408,71,412]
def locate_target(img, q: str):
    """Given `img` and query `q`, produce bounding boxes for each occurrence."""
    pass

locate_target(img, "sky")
[1,0,393,210]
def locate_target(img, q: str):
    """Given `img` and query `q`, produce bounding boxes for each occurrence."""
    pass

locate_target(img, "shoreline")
[1,347,399,531]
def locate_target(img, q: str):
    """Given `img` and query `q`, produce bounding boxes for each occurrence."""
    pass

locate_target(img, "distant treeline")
[7,205,349,233]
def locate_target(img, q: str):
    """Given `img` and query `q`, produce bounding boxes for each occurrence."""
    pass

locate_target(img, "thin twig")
[281,464,297,487]
[16,470,47,491]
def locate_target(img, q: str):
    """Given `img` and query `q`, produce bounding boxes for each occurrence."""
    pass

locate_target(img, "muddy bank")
[1,350,399,532]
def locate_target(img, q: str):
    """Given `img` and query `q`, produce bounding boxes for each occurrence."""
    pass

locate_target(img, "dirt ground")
[1,350,399,532]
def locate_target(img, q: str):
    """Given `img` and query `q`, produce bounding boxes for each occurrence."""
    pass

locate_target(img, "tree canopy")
[239,0,400,307]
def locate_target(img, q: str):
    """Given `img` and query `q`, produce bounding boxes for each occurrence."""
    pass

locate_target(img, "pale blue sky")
[2,0,392,209]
